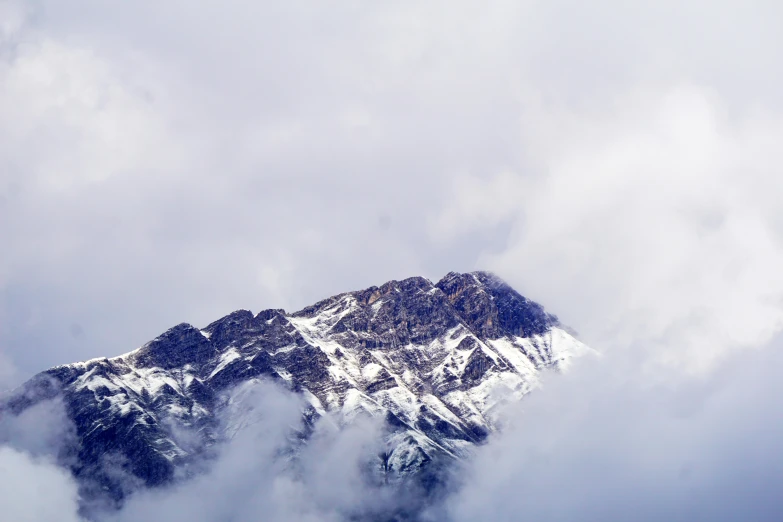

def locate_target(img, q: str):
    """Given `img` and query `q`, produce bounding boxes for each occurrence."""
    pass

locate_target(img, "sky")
[2,0,783,379]
[2,0,783,520]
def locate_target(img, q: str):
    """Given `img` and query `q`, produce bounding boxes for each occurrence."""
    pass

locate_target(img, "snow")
[544,327,596,369]
[276,368,293,381]
[302,390,327,415]
[280,297,592,464]
[421,393,464,427]
[486,337,540,378]
[162,401,187,416]
[76,374,122,393]
[288,296,358,335]
[269,343,300,355]
[361,363,384,381]
[40,276,594,489]
[341,388,385,420]
[441,389,488,428]
[62,319,589,469]
[374,386,418,424]
[121,367,182,395]
[208,348,242,379]
[399,369,422,388]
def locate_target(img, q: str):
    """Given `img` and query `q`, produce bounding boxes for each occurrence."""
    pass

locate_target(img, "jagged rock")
[0,271,590,512]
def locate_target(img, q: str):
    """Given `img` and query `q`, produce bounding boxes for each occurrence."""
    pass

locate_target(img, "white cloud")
[441,337,783,522]
[3,0,781,377]
[0,447,83,522]
[0,1,25,41]
[434,84,783,374]
[106,381,398,522]
[0,397,83,521]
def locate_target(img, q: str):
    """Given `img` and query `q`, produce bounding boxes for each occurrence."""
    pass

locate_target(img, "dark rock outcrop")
[1,271,585,515]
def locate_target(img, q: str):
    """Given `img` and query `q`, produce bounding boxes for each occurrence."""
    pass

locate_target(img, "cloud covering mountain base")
[440,342,783,522]
[2,338,782,522]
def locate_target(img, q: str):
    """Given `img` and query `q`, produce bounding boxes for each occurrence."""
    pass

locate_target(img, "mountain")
[1,271,590,514]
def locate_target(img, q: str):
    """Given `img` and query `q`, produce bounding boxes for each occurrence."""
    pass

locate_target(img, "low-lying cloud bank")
[436,340,783,522]
[0,446,83,522]
[102,382,404,522]
[2,341,782,522]
[0,377,431,521]
[0,390,82,521]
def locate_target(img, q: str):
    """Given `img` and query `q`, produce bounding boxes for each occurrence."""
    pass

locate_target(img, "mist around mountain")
[2,271,783,521]
[1,271,591,520]
[3,331,783,522]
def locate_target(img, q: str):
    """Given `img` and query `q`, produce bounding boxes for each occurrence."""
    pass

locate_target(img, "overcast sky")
[2,0,783,381]
[3,1,783,521]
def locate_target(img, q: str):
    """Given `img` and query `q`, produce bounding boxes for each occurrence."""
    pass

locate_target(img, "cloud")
[3,0,783,379]
[0,0,461,374]
[434,84,783,374]
[0,396,75,458]
[0,447,84,522]
[438,335,783,522]
[0,350,15,390]
[98,380,412,522]
[0,378,400,522]
[0,396,84,521]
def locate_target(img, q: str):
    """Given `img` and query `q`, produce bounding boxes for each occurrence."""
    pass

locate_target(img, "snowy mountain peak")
[2,271,591,512]
[131,323,215,370]
[437,270,558,338]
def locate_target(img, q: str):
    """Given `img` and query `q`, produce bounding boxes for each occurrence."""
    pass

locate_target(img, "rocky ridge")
[1,271,591,509]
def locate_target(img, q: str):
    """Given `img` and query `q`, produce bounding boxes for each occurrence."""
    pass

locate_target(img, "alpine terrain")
[1,271,591,515]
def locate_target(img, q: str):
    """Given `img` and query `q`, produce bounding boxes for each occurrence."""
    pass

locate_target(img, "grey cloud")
[0,395,75,458]
[0,349,16,390]
[439,337,783,522]
[0,394,84,521]
[104,380,412,522]
[0,447,84,522]
[3,0,783,378]
[436,84,783,375]
[0,378,409,521]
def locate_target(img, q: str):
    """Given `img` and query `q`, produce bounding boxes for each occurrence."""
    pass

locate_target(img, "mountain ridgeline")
[1,271,590,514]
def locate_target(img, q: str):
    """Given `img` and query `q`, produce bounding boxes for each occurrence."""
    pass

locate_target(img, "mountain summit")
[2,271,590,511]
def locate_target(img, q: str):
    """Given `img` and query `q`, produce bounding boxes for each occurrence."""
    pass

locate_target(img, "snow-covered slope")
[2,271,591,508]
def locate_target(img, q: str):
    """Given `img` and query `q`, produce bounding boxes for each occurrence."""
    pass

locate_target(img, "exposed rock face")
[437,271,557,339]
[1,271,590,510]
